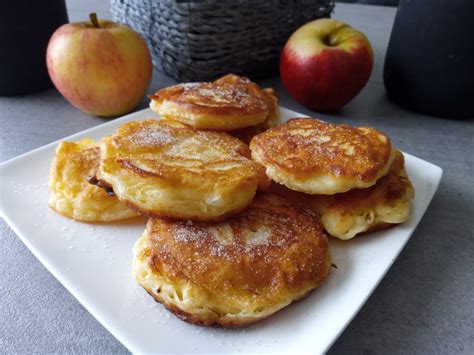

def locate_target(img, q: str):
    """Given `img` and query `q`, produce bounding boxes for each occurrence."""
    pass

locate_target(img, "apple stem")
[89,13,100,28]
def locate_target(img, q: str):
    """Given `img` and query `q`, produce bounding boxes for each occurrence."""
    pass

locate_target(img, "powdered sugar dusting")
[178,81,267,111]
[244,226,271,246]
[157,193,325,265]
[208,224,234,245]
[174,220,207,243]
[129,124,175,146]
[181,82,202,90]
[168,213,295,261]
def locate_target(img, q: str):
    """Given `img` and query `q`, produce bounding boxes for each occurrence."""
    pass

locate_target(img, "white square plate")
[0,108,442,354]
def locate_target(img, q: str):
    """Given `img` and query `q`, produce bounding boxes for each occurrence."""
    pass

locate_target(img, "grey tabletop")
[1,1,473,354]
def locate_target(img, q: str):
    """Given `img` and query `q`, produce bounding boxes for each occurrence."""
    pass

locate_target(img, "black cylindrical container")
[0,0,68,96]
[383,0,474,119]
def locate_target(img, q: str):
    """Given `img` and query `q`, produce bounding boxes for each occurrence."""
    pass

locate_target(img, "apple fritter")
[48,138,139,222]
[132,193,331,327]
[271,150,414,240]
[149,74,271,130]
[250,118,395,195]
[99,119,269,221]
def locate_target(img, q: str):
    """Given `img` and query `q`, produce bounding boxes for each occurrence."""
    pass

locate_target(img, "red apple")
[46,13,152,117]
[280,18,373,111]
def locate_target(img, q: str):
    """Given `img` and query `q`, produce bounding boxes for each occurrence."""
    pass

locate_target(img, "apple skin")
[46,19,152,117]
[280,19,373,111]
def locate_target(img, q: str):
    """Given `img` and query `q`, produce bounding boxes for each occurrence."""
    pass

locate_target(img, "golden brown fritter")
[149,74,271,130]
[48,139,139,222]
[133,193,331,327]
[99,119,269,221]
[271,151,414,240]
[250,118,395,195]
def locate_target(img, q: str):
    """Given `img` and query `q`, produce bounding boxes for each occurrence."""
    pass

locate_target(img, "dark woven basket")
[110,0,334,81]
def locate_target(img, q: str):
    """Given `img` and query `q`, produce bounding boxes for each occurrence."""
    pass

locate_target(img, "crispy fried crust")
[143,282,316,328]
[230,88,281,144]
[149,74,270,130]
[133,193,332,327]
[271,151,414,240]
[148,86,280,144]
[250,118,395,194]
[99,120,269,221]
[48,139,139,222]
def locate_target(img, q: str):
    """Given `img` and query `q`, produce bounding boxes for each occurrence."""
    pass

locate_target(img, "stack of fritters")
[48,74,332,327]
[250,118,414,240]
[48,73,413,328]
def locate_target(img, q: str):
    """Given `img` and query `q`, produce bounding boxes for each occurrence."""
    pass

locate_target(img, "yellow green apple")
[46,13,152,117]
